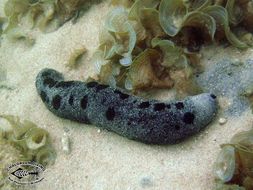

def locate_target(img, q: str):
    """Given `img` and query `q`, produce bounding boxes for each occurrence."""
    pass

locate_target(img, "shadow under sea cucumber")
[35,68,218,144]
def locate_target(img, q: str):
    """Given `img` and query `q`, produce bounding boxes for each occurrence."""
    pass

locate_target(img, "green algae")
[2,0,102,34]
[214,129,253,190]
[92,0,253,94]
[66,47,87,69]
[2,0,252,93]
[0,115,56,189]
[0,115,56,167]
[0,17,5,36]
[0,138,22,189]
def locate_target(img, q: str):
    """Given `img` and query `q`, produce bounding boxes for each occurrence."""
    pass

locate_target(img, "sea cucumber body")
[36,68,217,144]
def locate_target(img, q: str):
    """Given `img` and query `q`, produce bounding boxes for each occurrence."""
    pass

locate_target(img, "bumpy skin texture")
[36,68,218,144]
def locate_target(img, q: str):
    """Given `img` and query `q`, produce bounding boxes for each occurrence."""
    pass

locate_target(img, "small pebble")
[97,129,101,133]
[219,118,227,125]
[61,132,71,154]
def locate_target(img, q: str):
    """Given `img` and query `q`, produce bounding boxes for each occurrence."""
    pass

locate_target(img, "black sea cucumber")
[35,68,218,144]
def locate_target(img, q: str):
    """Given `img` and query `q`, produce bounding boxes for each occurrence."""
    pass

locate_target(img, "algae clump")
[3,0,102,33]
[93,0,253,95]
[0,115,56,167]
[214,129,253,190]
[0,115,56,188]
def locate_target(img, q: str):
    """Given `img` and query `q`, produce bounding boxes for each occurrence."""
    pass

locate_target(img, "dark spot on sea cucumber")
[120,93,129,99]
[114,90,121,94]
[106,107,115,121]
[183,112,195,124]
[175,102,184,109]
[154,103,166,111]
[55,81,75,88]
[52,95,62,110]
[175,125,180,130]
[101,97,106,104]
[114,90,130,100]
[127,121,131,126]
[86,81,98,88]
[211,94,216,99]
[68,95,74,105]
[95,84,108,92]
[167,104,171,109]
[80,95,88,109]
[43,78,57,88]
[138,102,150,109]
[40,91,48,103]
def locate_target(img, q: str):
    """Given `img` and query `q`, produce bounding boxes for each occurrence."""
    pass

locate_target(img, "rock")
[219,118,227,125]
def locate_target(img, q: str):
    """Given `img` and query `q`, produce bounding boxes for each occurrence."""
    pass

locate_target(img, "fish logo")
[11,168,39,179]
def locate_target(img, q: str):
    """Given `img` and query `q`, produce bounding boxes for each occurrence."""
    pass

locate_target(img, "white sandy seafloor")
[1,1,253,190]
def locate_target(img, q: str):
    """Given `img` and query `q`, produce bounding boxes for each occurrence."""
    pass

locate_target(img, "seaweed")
[0,17,6,45]
[0,67,14,91]
[214,129,253,190]
[0,138,22,189]
[5,28,35,45]
[2,0,102,34]
[93,0,253,94]
[0,115,56,167]
[126,48,174,90]
[0,17,5,36]
[241,85,253,113]
[66,47,87,69]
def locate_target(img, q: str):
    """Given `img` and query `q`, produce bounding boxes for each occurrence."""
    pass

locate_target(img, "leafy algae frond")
[92,0,253,95]
[214,129,253,190]
[0,115,56,189]
[3,0,102,33]
[0,115,56,167]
